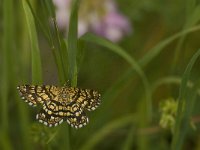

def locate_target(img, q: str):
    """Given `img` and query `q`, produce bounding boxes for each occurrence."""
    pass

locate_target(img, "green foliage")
[1,0,200,150]
[81,33,152,120]
[23,0,43,84]
[171,49,200,150]
[159,98,178,131]
[67,0,80,87]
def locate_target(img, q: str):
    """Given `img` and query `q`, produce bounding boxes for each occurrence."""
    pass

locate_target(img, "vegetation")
[1,0,200,149]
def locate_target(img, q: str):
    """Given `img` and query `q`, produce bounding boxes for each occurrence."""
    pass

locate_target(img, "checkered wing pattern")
[17,85,101,129]
[36,109,64,127]
[17,85,58,107]
[67,110,89,128]
[67,87,101,111]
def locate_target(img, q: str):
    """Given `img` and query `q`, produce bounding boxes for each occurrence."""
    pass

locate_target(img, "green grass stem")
[1,0,14,148]
[172,4,200,71]
[67,0,80,87]
[23,0,42,84]
[171,49,200,150]
[80,114,136,150]
[81,33,152,121]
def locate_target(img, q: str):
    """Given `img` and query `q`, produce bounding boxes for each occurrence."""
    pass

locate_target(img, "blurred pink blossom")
[53,0,132,42]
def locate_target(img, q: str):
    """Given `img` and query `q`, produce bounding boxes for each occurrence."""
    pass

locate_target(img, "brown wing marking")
[68,88,101,111]
[17,85,58,107]
[36,109,64,127]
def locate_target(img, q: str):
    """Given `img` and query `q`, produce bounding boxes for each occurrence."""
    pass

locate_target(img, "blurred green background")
[1,0,200,150]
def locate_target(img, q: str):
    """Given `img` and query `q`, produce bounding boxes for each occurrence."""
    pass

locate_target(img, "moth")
[17,85,101,129]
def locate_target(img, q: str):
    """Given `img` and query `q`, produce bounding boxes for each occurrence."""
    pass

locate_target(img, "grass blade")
[28,1,67,84]
[43,0,55,18]
[81,33,152,150]
[0,0,14,148]
[171,49,200,150]
[140,24,200,67]
[23,0,42,84]
[52,19,68,83]
[172,4,200,71]
[81,33,152,120]
[67,0,80,86]
[59,0,80,149]
[80,24,200,150]
[80,114,136,150]
[87,22,200,125]
[121,127,135,150]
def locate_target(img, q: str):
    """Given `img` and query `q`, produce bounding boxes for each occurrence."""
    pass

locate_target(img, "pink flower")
[92,12,131,42]
[52,0,70,29]
[53,0,70,8]
[53,0,132,42]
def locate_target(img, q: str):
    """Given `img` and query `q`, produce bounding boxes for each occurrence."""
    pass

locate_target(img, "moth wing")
[36,109,64,127]
[66,110,89,129]
[17,85,58,107]
[70,88,101,111]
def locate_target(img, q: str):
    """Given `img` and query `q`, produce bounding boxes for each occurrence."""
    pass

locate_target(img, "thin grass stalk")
[23,0,42,84]
[67,0,80,87]
[80,24,200,150]
[60,0,80,149]
[0,0,14,148]
[28,1,66,84]
[121,127,135,150]
[81,33,152,150]
[28,1,52,45]
[171,49,200,150]
[81,33,152,122]
[52,19,68,83]
[95,25,200,126]
[80,114,136,150]
[172,4,200,72]
[140,24,200,67]
[12,1,33,149]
